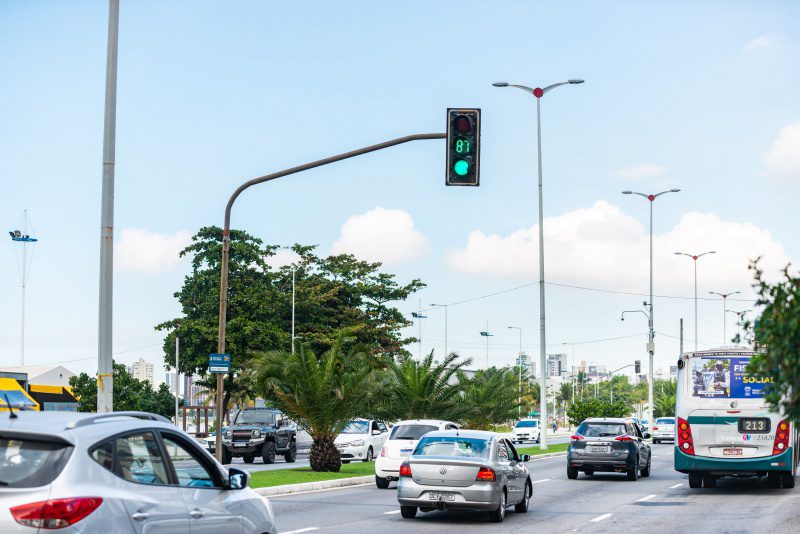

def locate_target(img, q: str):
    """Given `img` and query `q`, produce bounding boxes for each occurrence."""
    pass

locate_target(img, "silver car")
[652,417,676,444]
[396,430,532,522]
[0,410,276,533]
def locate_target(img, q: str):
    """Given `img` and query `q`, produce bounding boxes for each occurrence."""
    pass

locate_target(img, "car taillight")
[615,435,633,442]
[571,434,584,442]
[476,467,496,481]
[653,426,659,431]
[379,446,387,457]
[773,419,790,455]
[11,497,103,529]
[399,462,412,477]
[677,417,694,455]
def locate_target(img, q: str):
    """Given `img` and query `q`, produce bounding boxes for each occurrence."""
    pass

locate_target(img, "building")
[129,358,154,385]
[0,365,75,387]
[546,354,569,378]
[27,385,79,412]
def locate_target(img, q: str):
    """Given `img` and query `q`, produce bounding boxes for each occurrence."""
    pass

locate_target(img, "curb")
[254,475,374,497]
[528,452,567,461]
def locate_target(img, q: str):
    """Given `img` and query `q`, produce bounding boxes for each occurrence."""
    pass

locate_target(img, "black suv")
[221,407,297,465]
[567,417,652,481]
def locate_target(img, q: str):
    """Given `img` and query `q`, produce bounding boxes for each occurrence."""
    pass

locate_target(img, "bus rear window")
[0,437,72,488]
[689,356,771,399]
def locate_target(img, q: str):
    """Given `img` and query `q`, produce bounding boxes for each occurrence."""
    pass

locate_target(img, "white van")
[674,347,798,488]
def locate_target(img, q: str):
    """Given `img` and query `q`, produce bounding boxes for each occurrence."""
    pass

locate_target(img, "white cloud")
[610,164,667,181]
[265,248,301,269]
[446,200,791,293]
[744,35,772,52]
[766,121,800,181]
[115,228,191,273]
[331,207,428,265]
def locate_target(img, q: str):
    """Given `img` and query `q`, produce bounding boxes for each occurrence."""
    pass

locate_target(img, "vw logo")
[439,467,447,475]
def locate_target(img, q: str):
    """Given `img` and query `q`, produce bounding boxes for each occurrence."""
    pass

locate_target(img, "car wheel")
[488,489,506,522]
[363,447,374,462]
[375,475,390,489]
[567,466,578,479]
[654,439,659,444]
[284,440,297,463]
[514,480,531,513]
[688,473,702,488]
[768,472,781,488]
[702,474,717,488]
[641,458,651,478]
[261,441,277,464]
[220,448,232,465]
[627,458,639,481]
[782,472,796,489]
[242,454,255,464]
[400,506,417,519]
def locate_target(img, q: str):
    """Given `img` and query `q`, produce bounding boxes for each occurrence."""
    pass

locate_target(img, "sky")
[1,0,799,385]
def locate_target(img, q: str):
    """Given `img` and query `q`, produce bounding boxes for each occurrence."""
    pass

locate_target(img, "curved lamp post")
[709,290,741,344]
[675,251,716,350]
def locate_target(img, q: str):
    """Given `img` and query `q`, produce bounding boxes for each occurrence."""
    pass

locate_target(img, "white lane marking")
[670,483,683,489]
[384,510,401,515]
[590,513,613,522]
[532,478,550,484]
[637,494,657,502]
[280,529,319,534]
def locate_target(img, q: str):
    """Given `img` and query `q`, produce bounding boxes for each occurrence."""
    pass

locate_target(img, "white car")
[335,419,389,463]
[511,419,541,444]
[374,419,459,488]
[652,417,676,444]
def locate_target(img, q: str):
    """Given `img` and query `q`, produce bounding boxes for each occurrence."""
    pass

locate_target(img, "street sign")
[208,353,230,374]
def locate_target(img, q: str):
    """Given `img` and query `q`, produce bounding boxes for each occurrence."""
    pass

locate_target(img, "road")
[267,443,800,534]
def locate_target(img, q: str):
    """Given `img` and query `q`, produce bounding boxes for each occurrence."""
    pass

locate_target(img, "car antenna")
[4,394,18,419]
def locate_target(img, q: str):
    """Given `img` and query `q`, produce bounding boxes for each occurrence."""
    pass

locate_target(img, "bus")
[674,347,798,489]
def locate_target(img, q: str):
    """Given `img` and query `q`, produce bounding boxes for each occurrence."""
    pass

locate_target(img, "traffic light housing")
[635,360,641,374]
[446,108,481,186]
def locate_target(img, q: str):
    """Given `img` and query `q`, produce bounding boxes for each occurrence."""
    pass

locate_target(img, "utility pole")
[291,267,296,353]
[175,337,180,426]
[412,302,427,360]
[680,318,684,354]
[508,326,523,418]
[97,0,120,413]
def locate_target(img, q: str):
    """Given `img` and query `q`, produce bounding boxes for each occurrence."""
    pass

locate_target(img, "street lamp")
[727,309,752,343]
[508,326,523,418]
[493,77,584,451]
[675,251,716,350]
[562,342,576,404]
[621,189,680,436]
[479,323,493,369]
[709,290,741,344]
[411,305,428,360]
[8,214,37,367]
[430,303,449,358]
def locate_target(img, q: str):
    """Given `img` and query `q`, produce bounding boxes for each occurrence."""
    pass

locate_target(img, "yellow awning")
[0,377,40,411]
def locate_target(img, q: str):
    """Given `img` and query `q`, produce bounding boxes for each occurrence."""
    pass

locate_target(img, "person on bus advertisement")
[690,356,771,398]
[711,361,730,394]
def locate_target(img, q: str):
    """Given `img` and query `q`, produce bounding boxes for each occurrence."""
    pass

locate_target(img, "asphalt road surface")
[267,443,800,534]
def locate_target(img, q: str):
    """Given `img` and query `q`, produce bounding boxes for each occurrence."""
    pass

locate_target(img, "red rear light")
[11,497,103,529]
[571,434,584,442]
[399,462,412,477]
[653,426,659,431]
[677,417,695,455]
[476,467,496,481]
[615,435,633,442]
[379,446,387,457]
[773,420,790,455]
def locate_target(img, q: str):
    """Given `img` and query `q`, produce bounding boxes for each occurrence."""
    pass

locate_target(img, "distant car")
[374,419,459,489]
[396,430,531,522]
[335,419,389,463]
[511,419,541,444]
[652,417,675,444]
[0,411,276,533]
[567,417,652,481]
[221,408,297,465]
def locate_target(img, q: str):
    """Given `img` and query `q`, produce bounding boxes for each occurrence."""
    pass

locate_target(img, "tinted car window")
[162,435,216,488]
[377,421,388,433]
[390,424,438,440]
[342,421,369,434]
[656,418,675,424]
[497,440,510,461]
[515,420,539,428]
[414,436,490,458]
[114,432,169,485]
[505,440,521,461]
[576,423,627,437]
[235,410,276,425]
[0,437,72,488]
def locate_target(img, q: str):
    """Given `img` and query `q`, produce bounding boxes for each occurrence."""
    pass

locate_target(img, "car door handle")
[131,512,149,521]
[189,509,204,519]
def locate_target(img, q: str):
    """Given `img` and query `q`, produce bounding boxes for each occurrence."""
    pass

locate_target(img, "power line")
[39,343,163,366]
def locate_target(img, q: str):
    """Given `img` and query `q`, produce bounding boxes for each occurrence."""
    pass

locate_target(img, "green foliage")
[461,367,521,430]
[567,398,629,427]
[68,363,177,419]
[745,262,800,421]
[653,379,677,418]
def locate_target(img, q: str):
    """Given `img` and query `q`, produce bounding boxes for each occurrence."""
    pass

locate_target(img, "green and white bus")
[674,347,798,488]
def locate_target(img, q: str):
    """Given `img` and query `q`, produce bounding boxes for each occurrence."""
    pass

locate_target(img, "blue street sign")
[209,353,230,374]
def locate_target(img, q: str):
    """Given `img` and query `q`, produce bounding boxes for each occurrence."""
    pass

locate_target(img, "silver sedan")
[396,429,532,522]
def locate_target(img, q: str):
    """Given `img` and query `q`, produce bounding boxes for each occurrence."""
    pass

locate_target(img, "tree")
[567,398,629,427]
[254,338,380,472]
[460,367,520,430]
[69,363,177,419]
[745,262,800,420]
[653,380,677,418]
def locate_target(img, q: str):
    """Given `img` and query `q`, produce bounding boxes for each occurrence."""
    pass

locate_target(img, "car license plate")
[589,446,610,453]
[400,449,413,456]
[233,442,249,447]
[723,448,743,456]
[428,492,455,501]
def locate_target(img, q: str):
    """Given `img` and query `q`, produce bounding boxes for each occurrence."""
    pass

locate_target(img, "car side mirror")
[228,467,250,490]
[643,433,651,439]
[520,454,531,462]
[372,430,381,436]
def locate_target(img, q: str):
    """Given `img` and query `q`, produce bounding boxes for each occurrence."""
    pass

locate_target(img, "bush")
[567,398,629,427]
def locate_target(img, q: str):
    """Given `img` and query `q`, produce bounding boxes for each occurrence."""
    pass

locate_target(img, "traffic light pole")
[214,132,446,461]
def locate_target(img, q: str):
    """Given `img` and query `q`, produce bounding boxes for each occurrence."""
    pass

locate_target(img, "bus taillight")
[773,419,790,455]
[677,417,695,455]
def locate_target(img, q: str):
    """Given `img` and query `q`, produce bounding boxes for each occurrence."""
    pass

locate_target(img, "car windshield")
[515,420,538,428]
[0,437,73,488]
[576,423,627,437]
[656,418,675,424]
[235,411,276,425]
[414,436,490,458]
[390,424,438,441]
[341,421,369,434]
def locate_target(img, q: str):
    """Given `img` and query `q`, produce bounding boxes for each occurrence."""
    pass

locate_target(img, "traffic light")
[635,360,641,374]
[446,108,481,186]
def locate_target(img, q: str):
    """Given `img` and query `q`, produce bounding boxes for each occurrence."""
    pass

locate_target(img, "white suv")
[374,419,459,488]
[335,419,388,463]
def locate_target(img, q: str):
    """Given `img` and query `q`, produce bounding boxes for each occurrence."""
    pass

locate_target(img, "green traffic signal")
[454,159,469,176]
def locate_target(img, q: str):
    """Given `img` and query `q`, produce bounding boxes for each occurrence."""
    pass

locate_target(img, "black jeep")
[221,407,297,464]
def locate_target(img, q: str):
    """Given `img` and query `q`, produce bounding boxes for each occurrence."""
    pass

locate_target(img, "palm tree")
[377,350,472,422]
[654,380,677,418]
[254,338,379,472]
[460,368,519,430]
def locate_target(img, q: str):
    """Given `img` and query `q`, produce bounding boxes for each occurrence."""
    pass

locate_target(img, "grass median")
[517,442,570,456]
[249,461,375,489]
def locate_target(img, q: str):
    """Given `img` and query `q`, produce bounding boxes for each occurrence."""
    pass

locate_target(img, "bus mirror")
[677,359,685,370]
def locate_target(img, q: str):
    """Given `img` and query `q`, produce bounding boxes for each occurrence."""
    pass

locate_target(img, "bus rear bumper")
[674,447,793,474]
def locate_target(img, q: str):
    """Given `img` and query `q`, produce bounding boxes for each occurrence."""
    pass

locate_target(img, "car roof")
[582,417,634,424]
[392,419,458,427]
[421,429,498,440]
